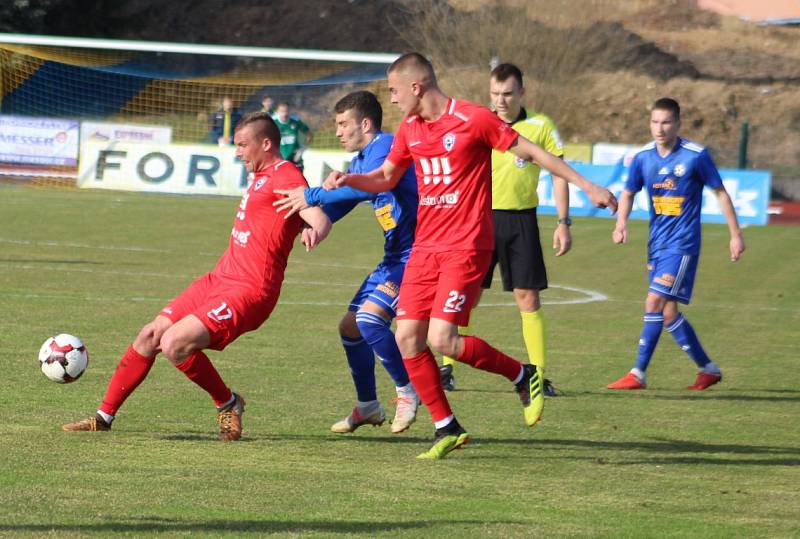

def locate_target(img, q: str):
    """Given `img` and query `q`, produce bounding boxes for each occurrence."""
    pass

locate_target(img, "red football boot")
[687,372,722,390]
[607,372,646,390]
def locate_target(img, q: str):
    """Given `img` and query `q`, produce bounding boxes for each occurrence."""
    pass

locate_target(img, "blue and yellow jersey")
[491,108,564,210]
[626,137,724,256]
[305,132,417,263]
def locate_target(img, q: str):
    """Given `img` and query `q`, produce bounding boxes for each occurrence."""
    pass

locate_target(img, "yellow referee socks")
[442,324,471,367]
[521,309,546,372]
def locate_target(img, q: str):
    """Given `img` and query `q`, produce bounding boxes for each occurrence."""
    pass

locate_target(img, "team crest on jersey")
[673,164,686,177]
[254,178,266,191]
[443,133,456,152]
[515,157,527,168]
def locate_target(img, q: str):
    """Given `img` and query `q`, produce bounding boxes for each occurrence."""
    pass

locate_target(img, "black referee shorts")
[482,208,548,292]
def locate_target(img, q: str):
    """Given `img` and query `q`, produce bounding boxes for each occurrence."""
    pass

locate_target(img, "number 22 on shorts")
[443,290,466,313]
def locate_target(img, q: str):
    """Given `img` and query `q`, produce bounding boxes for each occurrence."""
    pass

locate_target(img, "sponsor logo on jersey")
[231,227,251,246]
[653,177,676,190]
[419,157,452,185]
[443,133,456,152]
[419,190,460,207]
[652,196,684,215]
[658,166,670,175]
[374,203,397,231]
[409,141,422,147]
[673,163,686,177]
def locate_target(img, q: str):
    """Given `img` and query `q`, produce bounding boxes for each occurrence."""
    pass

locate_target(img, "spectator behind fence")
[209,96,242,146]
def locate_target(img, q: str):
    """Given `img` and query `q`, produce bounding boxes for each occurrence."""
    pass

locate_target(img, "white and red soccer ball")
[38,334,89,383]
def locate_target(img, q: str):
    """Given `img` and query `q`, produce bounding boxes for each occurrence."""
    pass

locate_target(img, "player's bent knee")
[338,311,361,339]
[133,320,168,357]
[395,329,425,358]
[159,331,196,365]
[428,334,458,358]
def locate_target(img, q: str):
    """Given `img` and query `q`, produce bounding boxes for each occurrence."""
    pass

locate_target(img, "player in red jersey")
[326,53,618,458]
[63,112,331,441]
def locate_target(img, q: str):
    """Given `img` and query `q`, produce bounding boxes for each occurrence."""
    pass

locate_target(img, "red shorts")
[396,249,491,326]
[160,272,278,351]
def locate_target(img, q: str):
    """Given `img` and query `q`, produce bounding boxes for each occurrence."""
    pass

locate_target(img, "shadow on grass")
[572,389,800,403]
[503,436,800,456]
[0,517,502,534]
[156,432,434,444]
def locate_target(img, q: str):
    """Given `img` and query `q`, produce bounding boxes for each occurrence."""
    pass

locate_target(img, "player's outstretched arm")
[298,206,332,252]
[552,175,572,256]
[333,160,404,194]
[714,186,745,261]
[612,190,635,244]
[509,136,618,213]
[273,186,311,218]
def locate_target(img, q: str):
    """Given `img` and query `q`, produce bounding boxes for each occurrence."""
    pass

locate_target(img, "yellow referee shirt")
[491,108,564,210]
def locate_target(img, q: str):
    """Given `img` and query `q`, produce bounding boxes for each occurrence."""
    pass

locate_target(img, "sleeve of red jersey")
[472,106,519,152]
[385,120,414,170]
[275,162,310,190]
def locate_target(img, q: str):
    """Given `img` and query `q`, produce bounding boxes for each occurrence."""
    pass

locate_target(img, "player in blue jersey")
[607,97,745,391]
[274,90,420,432]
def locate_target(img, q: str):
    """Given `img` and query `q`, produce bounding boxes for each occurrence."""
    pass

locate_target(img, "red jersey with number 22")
[213,160,307,294]
[386,99,518,252]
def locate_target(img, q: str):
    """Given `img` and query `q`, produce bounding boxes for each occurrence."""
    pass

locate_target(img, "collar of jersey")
[357,131,384,159]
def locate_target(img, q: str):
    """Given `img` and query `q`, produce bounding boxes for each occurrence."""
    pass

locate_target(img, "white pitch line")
[0,237,172,254]
[479,283,608,306]
[0,283,607,307]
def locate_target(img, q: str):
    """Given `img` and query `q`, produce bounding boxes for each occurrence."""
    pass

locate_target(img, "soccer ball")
[38,334,89,383]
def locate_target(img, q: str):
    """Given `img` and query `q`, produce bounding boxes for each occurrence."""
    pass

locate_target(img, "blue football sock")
[633,312,664,373]
[356,310,410,388]
[666,314,712,369]
[341,335,377,402]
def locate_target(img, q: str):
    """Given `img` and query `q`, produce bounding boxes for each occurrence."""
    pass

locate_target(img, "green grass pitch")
[1,184,798,537]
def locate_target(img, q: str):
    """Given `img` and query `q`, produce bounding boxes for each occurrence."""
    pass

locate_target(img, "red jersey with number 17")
[213,160,307,294]
[386,98,518,252]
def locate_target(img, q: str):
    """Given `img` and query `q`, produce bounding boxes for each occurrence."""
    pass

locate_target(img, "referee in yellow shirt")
[440,63,571,398]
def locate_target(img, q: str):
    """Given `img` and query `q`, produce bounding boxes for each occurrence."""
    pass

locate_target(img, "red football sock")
[457,335,523,382]
[403,348,452,422]
[175,350,232,407]
[99,345,156,416]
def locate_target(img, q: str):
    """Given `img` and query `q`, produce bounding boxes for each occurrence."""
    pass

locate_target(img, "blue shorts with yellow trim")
[348,259,405,317]
[648,252,699,304]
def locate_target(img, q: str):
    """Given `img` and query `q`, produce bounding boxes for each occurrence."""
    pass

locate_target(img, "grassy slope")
[1,185,798,538]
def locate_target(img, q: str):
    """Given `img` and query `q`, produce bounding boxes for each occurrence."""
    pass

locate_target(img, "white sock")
[512,365,525,385]
[702,362,721,375]
[630,368,646,382]
[356,399,379,412]
[216,394,236,411]
[434,415,454,430]
[396,383,416,398]
[96,410,114,424]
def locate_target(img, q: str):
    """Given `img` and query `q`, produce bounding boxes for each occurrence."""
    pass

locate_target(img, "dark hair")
[388,52,436,83]
[334,91,383,131]
[652,97,680,119]
[491,63,523,87]
[236,112,280,146]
